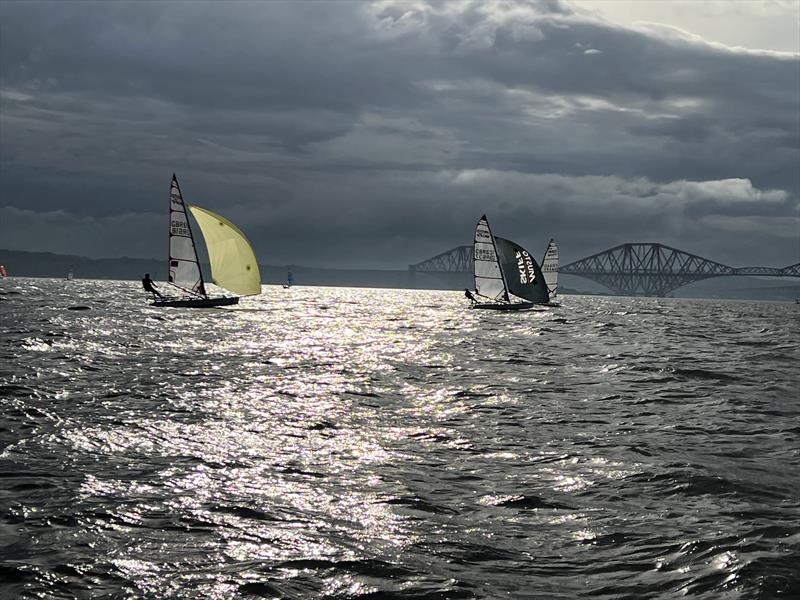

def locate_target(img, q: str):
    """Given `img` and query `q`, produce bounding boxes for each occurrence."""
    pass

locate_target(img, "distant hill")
[0,249,165,281]
[0,248,470,290]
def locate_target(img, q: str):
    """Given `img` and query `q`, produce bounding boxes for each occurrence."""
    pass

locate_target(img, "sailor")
[464,288,477,302]
[142,273,164,299]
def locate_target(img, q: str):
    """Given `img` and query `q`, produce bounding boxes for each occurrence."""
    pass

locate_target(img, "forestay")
[168,175,206,296]
[474,215,508,301]
[188,206,262,296]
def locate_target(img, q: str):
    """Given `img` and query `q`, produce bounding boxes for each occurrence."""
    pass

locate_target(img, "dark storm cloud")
[1,0,798,268]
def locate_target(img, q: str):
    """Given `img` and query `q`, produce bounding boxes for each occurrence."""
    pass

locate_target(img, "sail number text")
[475,248,496,261]
[170,220,190,237]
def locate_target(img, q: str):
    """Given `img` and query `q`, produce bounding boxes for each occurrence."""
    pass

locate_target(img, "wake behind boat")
[149,175,261,308]
[468,215,550,310]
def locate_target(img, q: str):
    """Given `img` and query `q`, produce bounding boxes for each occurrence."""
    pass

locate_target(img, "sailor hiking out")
[142,273,164,299]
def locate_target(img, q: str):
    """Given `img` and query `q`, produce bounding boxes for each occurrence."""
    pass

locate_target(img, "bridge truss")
[560,243,800,296]
[410,242,800,297]
[409,245,472,273]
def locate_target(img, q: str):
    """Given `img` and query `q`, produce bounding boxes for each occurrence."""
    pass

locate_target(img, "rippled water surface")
[1,278,798,599]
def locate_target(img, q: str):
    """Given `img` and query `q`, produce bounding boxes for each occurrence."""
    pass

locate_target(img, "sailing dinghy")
[470,215,549,310]
[152,174,261,308]
[541,238,559,303]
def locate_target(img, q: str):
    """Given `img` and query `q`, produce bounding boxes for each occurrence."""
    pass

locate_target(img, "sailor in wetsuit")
[142,273,164,299]
[464,288,477,303]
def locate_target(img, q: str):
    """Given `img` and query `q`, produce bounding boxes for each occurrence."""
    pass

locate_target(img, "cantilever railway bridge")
[409,243,800,297]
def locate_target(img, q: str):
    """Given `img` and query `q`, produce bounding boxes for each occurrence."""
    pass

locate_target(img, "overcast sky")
[1,0,798,269]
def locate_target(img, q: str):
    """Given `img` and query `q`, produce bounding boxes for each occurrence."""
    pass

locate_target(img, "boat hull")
[151,296,239,308]
[472,301,539,311]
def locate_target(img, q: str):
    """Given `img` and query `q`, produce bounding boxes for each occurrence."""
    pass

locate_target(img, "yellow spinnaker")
[188,205,262,296]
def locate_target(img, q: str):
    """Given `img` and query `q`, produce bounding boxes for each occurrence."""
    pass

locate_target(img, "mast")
[486,217,510,302]
[168,174,207,298]
[474,214,510,302]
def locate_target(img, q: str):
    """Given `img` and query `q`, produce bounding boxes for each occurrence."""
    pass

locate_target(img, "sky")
[1,0,798,269]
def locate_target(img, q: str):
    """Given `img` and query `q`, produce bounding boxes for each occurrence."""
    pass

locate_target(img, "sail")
[169,175,206,297]
[473,215,508,301]
[0,265,7,278]
[494,237,550,304]
[188,206,261,296]
[287,270,294,286]
[542,239,558,297]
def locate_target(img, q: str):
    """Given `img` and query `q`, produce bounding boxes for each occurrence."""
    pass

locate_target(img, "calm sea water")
[1,278,798,599]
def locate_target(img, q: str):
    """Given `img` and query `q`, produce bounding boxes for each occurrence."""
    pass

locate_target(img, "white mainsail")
[168,175,206,296]
[474,215,508,301]
[542,238,559,298]
[188,206,261,296]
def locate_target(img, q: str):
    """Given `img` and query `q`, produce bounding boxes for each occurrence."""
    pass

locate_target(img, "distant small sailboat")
[469,214,549,310]
[151,174,262,308]
[66,271,74,281]
[0,265,7,279]
[283,269,294,289]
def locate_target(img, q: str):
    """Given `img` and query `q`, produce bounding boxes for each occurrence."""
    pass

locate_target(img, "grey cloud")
[1,1,425,112]
[0,205,161,258]
[629,115,716,143]
[0,0,797,269]
[699,215,800,240]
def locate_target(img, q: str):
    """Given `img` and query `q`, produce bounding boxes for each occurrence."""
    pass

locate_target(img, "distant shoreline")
[2,248,798,300]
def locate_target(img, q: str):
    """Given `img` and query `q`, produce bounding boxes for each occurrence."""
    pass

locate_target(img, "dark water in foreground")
[1,279,798,599]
